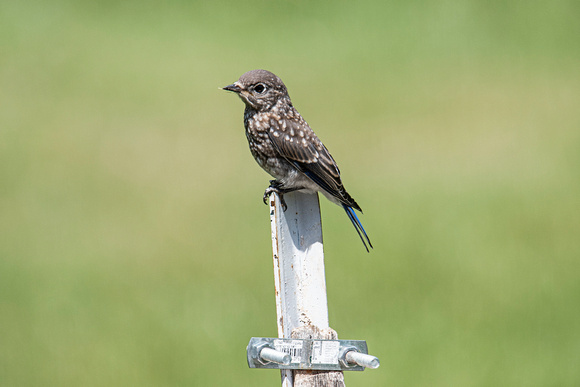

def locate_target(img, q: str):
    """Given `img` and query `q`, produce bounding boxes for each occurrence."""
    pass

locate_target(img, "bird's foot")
[263,180,289,211]
[262,181,306,211]
[263,186,288,211]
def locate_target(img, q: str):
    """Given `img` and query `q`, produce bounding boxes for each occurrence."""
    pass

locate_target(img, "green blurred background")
[1,0,579,385]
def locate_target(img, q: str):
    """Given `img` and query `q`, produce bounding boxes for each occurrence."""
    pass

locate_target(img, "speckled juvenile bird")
[223,69,372,252]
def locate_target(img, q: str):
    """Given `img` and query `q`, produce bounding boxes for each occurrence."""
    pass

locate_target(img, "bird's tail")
[343,204,373,252]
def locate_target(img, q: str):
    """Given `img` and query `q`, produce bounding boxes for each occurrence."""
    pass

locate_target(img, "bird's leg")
[263,187,288,211]
[263,180,288,210]
[263,180,303,211]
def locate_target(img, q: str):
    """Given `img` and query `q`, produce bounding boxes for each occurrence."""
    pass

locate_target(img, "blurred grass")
[1,0,579,386]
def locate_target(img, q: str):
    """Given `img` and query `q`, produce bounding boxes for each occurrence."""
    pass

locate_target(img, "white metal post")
[270,191,329,335]
[270,191,344,387]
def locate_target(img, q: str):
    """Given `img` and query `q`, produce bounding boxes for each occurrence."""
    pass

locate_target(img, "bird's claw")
[262,190,271,205]
[263,187,288,211]
[279,196,288,211]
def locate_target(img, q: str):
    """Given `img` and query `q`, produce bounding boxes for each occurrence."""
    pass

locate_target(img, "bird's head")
[223,69,289,111]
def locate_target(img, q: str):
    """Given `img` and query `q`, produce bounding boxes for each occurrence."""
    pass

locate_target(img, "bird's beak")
[222,83,242,93]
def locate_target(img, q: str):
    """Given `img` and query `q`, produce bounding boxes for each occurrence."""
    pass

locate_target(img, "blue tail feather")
[343,204,373,252]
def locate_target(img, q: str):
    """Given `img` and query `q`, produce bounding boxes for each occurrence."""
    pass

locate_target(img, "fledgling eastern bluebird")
[223,69,372,252]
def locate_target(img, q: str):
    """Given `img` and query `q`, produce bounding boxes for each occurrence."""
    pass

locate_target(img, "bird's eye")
[254,84,266,94]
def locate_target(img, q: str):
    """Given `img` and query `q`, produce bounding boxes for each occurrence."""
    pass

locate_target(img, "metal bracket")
[247,337,380,371]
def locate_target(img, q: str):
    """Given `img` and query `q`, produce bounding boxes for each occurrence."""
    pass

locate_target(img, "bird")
[223,69,372,252]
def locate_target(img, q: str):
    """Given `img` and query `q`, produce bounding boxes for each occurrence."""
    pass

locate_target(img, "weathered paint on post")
[270,191,329,334]
[269,191,330,387]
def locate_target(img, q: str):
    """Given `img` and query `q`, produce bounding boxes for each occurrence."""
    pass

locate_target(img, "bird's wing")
[268,117,361,210]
